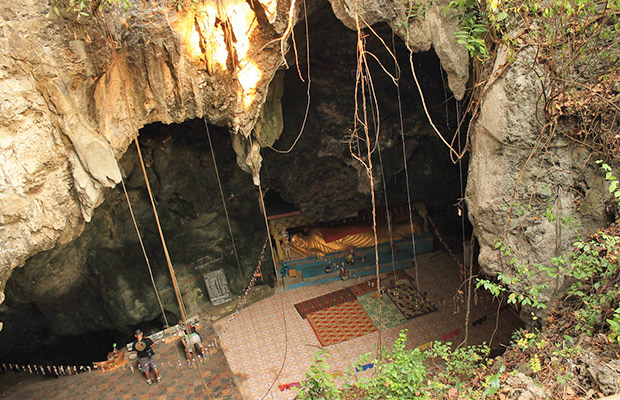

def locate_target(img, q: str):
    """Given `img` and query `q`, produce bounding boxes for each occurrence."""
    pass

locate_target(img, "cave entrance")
[0,0,522,387]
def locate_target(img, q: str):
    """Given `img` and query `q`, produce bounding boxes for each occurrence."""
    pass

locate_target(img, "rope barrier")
[133,136,213,399]
[392,32,421,293]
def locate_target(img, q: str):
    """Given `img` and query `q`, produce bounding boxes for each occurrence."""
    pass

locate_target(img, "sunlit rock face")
[0,0,292,316]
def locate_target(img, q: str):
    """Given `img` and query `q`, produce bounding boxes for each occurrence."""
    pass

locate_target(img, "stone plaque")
[203,268,233,306]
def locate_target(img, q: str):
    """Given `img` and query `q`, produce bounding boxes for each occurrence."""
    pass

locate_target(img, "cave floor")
[0,250,523,400]
[214,249,524,400]
[0,325,242,400]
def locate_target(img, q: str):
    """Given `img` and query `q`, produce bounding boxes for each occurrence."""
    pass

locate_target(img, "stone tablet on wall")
[203,268,233,306]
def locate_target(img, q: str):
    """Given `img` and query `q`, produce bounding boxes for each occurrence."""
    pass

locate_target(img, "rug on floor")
[357,292,408,329]
[294,288,356,319]
[348,279,376,297]
[387,282,436,320]
[306,300,378,346]
[348,269,412,297]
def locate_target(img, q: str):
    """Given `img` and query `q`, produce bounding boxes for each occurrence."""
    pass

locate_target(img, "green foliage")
[354,331,491,399]
[359,331,428,399]
[529,354,542,373]
[479,161,620,316]
[481,365,505,398]
[556,231,620,334]
[514,330,539,350]
[429,340,491,392]
[543,162,620,335]
[445,0,620,155]
[606,307,620,346]
[296,349,341,400]
[597,160,620,205]
[476,238,550,310]
[445,0,490,60]
[394,0,436,33]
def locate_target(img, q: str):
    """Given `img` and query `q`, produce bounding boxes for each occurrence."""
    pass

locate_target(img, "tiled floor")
[214,250,523,400]
[0,325,242,400]
[0,250,522,400]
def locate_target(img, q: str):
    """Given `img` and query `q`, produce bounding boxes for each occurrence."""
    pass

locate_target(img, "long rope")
[377,139,396,280]
[203,118,243,281]
[133,138,213,398]
[371,101,396,279]
[110,25,190,329]
[351,0,383,352]
[457,100,467,271]
[134,137,189,325]
[394,35,420,291]
[118,175,170,328]
[458,233,476,348]
[257,179,289,400]
[363,58,396,280]
[119,169,183,372]
[407,50,462,160]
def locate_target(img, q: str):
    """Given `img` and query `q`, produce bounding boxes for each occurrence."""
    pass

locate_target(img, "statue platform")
[279,233,433,290]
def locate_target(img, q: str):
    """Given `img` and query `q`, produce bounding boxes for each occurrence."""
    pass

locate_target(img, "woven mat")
[294,288,356,319]
[348,280,375,297]
[349,269,412,297]
[306,300,378,346]
[357,293,407,329]
[387,282,436,319]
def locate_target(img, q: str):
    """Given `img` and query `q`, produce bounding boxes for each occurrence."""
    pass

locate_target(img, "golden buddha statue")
[288,222,421,258]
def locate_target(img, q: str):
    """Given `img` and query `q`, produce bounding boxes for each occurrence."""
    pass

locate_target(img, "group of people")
[131,319,206,385]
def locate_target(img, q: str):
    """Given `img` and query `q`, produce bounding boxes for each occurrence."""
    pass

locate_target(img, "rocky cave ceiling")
[0,1,468,364]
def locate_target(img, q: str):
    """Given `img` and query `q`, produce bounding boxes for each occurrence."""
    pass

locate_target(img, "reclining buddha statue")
[288,222,422,258]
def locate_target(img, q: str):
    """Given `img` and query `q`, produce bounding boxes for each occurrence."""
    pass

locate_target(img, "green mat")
[357,292,408,329]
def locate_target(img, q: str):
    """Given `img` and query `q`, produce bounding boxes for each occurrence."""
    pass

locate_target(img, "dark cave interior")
[0,2,472,368]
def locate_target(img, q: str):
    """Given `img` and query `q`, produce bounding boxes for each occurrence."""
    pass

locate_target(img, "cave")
[1,0,490,385]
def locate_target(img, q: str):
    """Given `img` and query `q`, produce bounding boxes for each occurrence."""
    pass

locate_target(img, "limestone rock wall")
[328,0,469,99]
[466,46,610,310]
[0,0,291,322]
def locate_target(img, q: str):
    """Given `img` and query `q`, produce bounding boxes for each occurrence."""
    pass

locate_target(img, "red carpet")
[294,288,356,319]
[306,300,378,346]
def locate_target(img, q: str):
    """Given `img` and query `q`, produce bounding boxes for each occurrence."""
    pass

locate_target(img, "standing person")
[132,329,161,384]
[178,320,206,363]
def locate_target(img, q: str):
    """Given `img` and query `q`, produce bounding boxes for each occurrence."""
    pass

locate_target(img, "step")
[283,259,413,290]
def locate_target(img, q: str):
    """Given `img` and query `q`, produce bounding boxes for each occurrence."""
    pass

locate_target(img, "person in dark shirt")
[132,329,161,384]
